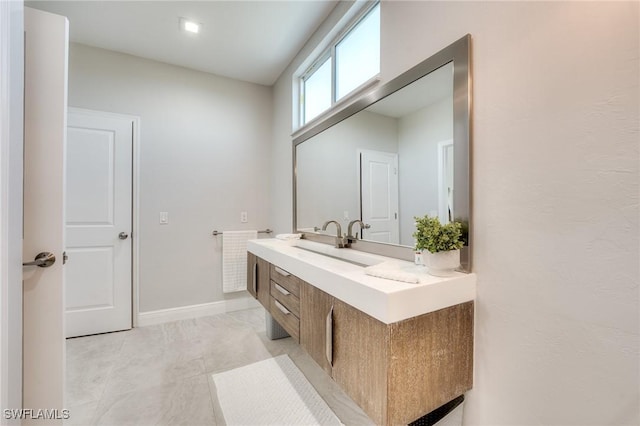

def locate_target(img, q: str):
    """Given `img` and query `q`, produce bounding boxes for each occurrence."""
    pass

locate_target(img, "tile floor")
[65,307,374,425]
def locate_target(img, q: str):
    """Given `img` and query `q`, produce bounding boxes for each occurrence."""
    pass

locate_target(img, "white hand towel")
[364,261,420,284]
[222,230,258,293]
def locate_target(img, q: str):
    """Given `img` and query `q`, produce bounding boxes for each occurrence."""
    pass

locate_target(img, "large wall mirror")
[293,35,472,271]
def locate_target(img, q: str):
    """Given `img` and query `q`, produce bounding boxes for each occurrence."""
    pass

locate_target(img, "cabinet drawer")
[270,281,300,318]
[270,296,299,343]
[269,264,300,297]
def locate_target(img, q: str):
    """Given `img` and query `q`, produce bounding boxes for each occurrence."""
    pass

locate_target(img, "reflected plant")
[413,215,464,254]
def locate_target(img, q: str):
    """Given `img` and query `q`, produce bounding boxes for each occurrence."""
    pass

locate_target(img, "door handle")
[274,300,290,315]
[274,266,291,277]
[252,262,258,296]
[118,232,129,240]
[325,305,333,366]
[23,252,56,268]
[274,283,290,296]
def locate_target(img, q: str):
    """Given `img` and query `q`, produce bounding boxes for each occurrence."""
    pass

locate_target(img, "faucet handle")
[346,220,370,241]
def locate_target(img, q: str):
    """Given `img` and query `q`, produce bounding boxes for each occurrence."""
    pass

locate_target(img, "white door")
[65,109,133,338]
[23,7,68,420]
[1,0,24,416]
[360,150,399,244]
[437,140,454,224]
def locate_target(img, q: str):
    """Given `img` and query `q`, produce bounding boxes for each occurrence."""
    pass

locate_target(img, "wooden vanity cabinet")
[362,301,474,425]
[299,280,474,425]
[299,282,333,374]
[248,254,474,425]
[246,253,269,308]
[332,298,389,424]
[269,264,300,342]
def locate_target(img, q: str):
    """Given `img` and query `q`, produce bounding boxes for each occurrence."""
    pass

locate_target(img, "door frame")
[67,107,141,328]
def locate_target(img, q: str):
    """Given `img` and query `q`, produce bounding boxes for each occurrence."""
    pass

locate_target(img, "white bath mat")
[211,355,342,426]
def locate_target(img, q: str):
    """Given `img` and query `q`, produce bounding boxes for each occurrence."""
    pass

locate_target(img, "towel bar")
[212,229,272,236]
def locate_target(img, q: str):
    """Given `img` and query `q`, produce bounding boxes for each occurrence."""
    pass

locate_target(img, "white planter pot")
[426,249,460,277]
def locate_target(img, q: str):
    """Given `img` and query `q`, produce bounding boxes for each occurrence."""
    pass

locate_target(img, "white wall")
[270,1,639,425]
[69,43,272,313]
[398,95,453,244]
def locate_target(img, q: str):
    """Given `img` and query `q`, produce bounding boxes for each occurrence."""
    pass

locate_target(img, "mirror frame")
[292,34,472,271]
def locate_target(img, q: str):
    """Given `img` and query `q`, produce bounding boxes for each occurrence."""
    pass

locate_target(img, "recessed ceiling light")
[179,18,200,34]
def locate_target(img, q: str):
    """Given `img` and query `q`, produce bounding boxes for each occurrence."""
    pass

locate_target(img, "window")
[335,4,380,100]
[302,56,332,124]
[299,2,380,127]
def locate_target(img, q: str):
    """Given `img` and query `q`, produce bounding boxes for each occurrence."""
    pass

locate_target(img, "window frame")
[298,1,380,128]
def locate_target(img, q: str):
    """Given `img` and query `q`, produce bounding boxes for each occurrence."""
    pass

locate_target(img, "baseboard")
[137,295,261,327]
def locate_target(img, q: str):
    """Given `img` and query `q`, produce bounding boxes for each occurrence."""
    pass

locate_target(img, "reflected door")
[438,140,454,224]
[360,150,399,244]
[65,109,133,337]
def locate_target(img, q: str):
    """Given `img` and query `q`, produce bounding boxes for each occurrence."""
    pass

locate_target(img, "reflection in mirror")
[296,62,454,247]
[293,35,471,271]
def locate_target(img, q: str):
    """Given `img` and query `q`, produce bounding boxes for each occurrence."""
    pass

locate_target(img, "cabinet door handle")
[274,283,290,296]
[274,300,290,315]
[274,266,291,277]
[252,263,258,296]
[325,305,333,366]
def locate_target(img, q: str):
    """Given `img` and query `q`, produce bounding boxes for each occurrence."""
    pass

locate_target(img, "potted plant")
[413,215,464,276]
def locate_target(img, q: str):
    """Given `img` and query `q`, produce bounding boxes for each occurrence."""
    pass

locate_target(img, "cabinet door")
[332,298,389,426]
[246,252,258,299]
[246,253,270,309]
[299,282,333,375]
[256,256,270,308]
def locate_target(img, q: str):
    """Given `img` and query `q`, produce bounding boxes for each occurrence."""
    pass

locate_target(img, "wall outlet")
[160,212,169,224]
[240,211,248,223]
[343,210,349,220]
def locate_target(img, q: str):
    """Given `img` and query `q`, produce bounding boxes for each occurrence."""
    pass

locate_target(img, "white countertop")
[247,238,476,324]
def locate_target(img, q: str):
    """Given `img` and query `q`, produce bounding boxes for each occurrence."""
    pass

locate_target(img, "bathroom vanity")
[249,34,475,425]
[247,238,475,425]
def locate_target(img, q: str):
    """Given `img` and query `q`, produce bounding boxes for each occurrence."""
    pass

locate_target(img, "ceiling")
[26,1,338,86]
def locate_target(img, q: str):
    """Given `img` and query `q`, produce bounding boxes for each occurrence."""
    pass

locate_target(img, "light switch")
[240,211,248,223]
[160,212,169,224]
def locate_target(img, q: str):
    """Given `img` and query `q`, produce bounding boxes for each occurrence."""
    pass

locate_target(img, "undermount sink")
[291,239,386,267]
[294,246,372,267]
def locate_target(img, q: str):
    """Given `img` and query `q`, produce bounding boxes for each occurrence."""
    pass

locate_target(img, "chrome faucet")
[346,220,370,243]
[321,220,347,248]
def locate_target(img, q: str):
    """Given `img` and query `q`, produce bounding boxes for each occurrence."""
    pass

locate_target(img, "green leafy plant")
[413,215,464,253]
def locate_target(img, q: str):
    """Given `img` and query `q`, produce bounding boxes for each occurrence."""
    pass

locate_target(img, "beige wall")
[270,1,639,424]
[69,43,272,312]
